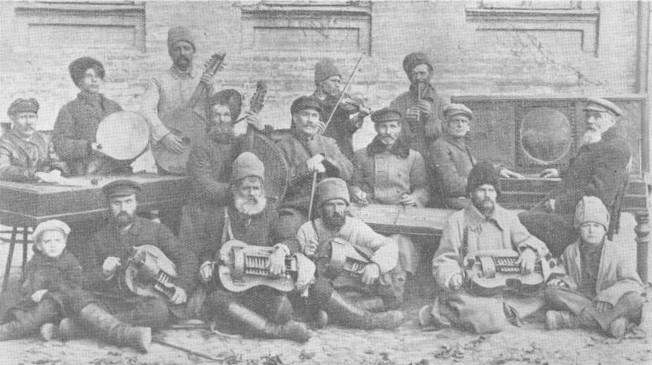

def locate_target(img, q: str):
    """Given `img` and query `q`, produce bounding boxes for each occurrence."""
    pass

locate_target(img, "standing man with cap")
[0,98,68,182]
[297,178,405,330]
[275,95,354,232]
[76,179,198,330]
[197,152,311,343]
[430,103,522,209]
[349,107,428,276]
[53,57,128,176]
[519,97,631,257]
[140,26,219,159]
[390,52,448,162]
[422,161,549,334]
[545,196,644,338]
[312,58,368,161]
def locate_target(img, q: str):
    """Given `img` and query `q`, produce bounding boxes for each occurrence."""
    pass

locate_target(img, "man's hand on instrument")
[317,121,327,134]
[500,168,524,179]
[268,247,287,276]
[405,107,420,122]
[244,111,264,131]
[448,272,464,291]
[540,168,559,179]
[546,277,569,288]
[200,71,215,85]
[543,199,556,213]
[417,100,432,116]
[31,289,48,303]
[307,154,326,174]
[170,286,187,305]
[199,261,214,282]
[352,190,369,205]
[102,257,121,279]
[593,300,613,313]
[303,240,318,257]
[518,248,537,274]
[361,263,380,285]
[161,133,186,154]
[399,193,418,207]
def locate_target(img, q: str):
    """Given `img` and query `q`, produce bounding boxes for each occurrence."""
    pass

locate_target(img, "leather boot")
[58,317,87,341]
[78,304,151,353]
[608,317,629,338]
[0,299,59,341]
[225,302,310,343]
[546,310,580,330]
[39,323,57,341]
[324,291,404,330]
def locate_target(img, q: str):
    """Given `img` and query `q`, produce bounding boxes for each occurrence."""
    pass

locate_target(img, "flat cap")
[583,97,622,117]
[69,57,105,87]
[371,108,402,124]
[7,98,39,116]
[403,52,433,75]
[443,103,473,120]
[102,179,142,198]
[291,95,322,115]
[33,219,71,243]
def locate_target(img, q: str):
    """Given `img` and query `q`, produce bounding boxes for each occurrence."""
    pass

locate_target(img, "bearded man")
[296,178,405,330]
[519,98,631,257]
[421,162,549,334]
[76,179,198,330]
[197,152,310,342]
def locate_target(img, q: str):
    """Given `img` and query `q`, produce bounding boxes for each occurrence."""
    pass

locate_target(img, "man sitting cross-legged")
[545,196,644,338]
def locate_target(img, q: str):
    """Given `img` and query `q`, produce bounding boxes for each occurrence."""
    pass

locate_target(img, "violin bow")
[323,53,366,131]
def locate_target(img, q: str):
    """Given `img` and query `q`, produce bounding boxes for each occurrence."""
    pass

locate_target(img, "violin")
[324,93,371,117]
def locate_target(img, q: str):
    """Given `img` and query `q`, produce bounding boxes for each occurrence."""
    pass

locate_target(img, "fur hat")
[7,98,39,116]
[291,96,322,115]
[167,26,196,51]
[403,52,433,75]
[231,152,265,184]
[69,57,105,87]
[33,219,70,243]
[317,177,350,207]
[574,196,610,230]
[102,179,142,198]
[209,89,243,122]
[314,58,341,84]
[466,161,501,196]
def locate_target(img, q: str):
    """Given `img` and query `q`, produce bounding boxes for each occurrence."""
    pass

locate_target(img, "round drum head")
[96,111,149,161]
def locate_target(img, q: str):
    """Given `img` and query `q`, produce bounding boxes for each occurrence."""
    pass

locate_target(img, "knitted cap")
[7,98,39,116]
[574,196,610,230]
[403,52,433,75]
[466,160,501,196]
[33,219,70,243]
[314,58,341,84]
[317,177,350,207]
[168,26,196,51]
[231,152,265,184]
[69,57,105,87]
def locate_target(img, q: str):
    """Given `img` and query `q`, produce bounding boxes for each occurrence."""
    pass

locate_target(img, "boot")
[0,299,59,340]
[546,310,580,330]
[324,291,404,330]
[608,317,629,338]
[39,323,57,341]
[225,302,310,343]
[78,304,151,353]
[58,317,87,341]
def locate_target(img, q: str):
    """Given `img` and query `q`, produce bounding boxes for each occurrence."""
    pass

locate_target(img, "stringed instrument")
[318,237,372,280]
[463,249,565,296]
[217,239,315,293]
[124,245,178,300]
[152,53,226,175]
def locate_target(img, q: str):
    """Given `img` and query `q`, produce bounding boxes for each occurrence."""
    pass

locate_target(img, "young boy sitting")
[0,219,81,341]
[545,196,645,338]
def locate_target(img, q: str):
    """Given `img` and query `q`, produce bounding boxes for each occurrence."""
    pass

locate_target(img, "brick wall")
[0,1,641,153]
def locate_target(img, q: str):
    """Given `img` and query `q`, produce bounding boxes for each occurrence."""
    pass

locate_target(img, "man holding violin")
[312,58,369,161]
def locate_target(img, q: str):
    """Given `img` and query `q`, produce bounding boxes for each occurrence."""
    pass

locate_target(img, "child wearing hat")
[545,196,644,338]
[0,220,82,341]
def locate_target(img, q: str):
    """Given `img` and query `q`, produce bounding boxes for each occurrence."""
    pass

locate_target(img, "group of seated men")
[0,25,644,352]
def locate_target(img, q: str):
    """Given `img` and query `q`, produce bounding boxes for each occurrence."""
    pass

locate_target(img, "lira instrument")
[463,249,565,296]
[153,53,226,174]
[124,245,178,299]
[217,239,315,293]
[319,237,371,279]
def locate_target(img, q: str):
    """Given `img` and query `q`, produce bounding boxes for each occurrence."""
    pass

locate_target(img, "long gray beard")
[580,129,602,146]
[234,195,267,216]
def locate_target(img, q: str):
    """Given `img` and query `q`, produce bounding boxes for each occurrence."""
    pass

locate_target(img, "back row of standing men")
[0,25,644,349]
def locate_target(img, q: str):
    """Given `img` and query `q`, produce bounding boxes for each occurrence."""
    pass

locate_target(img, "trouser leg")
[112,297,171,329]
[0,297,60,340]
